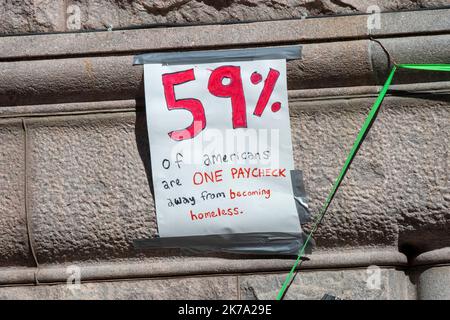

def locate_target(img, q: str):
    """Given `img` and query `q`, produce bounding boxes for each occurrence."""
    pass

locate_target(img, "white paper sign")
[144,59,301,237]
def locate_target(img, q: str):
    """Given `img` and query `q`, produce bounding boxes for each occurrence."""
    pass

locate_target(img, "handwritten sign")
[144,59,301,237]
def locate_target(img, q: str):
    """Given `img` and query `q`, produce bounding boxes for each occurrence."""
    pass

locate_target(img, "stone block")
[0,274,238,299]
[0,119,31,267]
[239,268,414,300]
[2,0,447,34]
[26,112,159,264]
[290,96,450,250]
[0,0,65,35]
[416,265,450,300]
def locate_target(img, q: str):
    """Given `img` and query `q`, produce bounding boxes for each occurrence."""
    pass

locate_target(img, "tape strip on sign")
[133,45,301,65]
[276,63,450,300]
[291,170,311,224]
[134,231,314,256]
[134,46,309,255]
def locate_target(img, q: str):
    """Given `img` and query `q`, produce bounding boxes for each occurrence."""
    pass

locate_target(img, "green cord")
[397,64,450,72]
[276,63,450,300]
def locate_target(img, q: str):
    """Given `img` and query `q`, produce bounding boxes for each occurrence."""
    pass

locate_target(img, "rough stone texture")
[7,94,444,265]
[380,101,450,253]
[1,0,448,34]
[0,120,31,267]
[0,275,238,299]
[0,0,65,35]
[416,266,450,300]
[291,96,450,251]
[27,113,159,264]
[239,268,414,300]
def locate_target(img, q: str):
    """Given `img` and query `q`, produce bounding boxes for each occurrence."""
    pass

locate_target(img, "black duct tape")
[134,170,312,256]
[291,170,311,224]
[133,45,302,65]
[134,232,313,256]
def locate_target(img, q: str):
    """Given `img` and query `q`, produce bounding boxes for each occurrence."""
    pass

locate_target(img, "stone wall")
[0,3,449,299]
[1,0,448,34]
